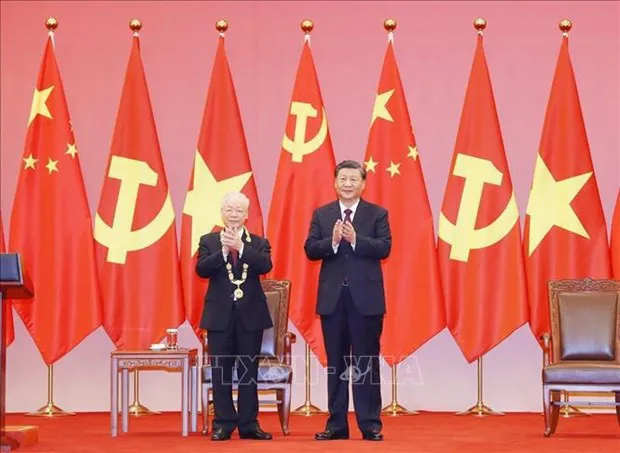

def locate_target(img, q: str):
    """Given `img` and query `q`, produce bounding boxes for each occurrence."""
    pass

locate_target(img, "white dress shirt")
[333,199,359,253]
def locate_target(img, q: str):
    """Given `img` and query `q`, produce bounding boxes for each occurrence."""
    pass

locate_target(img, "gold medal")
[234,288,244,300]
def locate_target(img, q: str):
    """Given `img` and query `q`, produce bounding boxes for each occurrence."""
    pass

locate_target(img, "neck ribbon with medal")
[224,225,252,301]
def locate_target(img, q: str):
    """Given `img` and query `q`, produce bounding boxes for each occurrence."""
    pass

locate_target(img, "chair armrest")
[283,332,296,366]
[201,332,210,365]
[541,332,551,367]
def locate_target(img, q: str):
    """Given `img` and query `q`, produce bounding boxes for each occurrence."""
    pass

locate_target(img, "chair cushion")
[543,361,620,384]
[558,292,618,361]
[202,358,292,384]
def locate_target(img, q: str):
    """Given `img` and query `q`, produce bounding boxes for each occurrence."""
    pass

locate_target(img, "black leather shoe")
[211,428,232,441]
[361,431,383,441]
[315,429,349,440]
[239,427,273,440]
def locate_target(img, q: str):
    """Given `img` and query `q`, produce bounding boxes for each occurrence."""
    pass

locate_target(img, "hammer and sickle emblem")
[438,153,519,263]
[281,101,328,163]
[94,156,175,264]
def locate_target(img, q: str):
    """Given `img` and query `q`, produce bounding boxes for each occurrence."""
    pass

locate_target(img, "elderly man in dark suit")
[196,191,273,441]
[305,160,392,441]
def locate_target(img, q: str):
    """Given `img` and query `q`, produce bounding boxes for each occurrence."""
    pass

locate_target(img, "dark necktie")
[230,249,238,266]
[344,208,353,224]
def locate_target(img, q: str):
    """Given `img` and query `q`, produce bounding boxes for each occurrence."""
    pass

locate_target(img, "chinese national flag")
[94,35,184,350]
[524,37,612,341]
[181,36,263,335]
[9,37,102,364]
[267,41,336,365]
[363,41,445,365]
[612,191,620,279]
[437,35,528,363]
[1,213,15,347]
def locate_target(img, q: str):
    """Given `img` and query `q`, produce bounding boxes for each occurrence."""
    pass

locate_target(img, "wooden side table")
[110,348,198,437]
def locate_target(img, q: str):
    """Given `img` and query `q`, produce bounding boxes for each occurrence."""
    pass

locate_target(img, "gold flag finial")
[474,17,487,34]
[384,19,397,33]
[301,19,314,35]
[129,19,142,33]
[559,19,572,36]
[46,17,58,31]
[216,19,228,34]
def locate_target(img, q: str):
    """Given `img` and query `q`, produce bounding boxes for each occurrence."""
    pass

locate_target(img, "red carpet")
[6,412,619,452]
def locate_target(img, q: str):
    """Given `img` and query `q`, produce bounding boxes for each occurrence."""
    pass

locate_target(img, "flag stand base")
[292,344,326,416]
[129,371,160,416]
[559,392,590,418]
[455,357,504,417]
[26,365,75,417]
[381,364,418,416]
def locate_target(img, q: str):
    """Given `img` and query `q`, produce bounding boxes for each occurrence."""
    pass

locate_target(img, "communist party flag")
[362,38,444,365]
[181,33,264,335]
[1,213,15,347]
[267,38,336,365]
[524,35,612,340]
[9,35,102,364]
[612,191,620,279]
[437,34,528,363]
[94,32,184,350]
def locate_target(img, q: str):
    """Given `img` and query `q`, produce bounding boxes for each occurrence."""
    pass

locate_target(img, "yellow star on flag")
[386,161,401,178]
[370,89,394,126]
[28,85,54,126]
[183,150,253,255]
[407,145,419,160]
[65,143,78,158]
[23,154,38,170]
[364,157,378,173]
[526,153,592,255]
[45,158,59,174]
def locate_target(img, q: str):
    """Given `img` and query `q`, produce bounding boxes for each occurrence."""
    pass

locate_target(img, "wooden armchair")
[542,278,620,436]
[201,279,296,435]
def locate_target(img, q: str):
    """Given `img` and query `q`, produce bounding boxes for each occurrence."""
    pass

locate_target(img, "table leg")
[182,358,189,436]
[111,359,118,437]
[191,364,198,432]
[121,369,129,433]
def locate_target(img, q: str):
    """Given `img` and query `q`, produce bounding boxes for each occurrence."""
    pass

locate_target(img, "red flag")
[524,37,612,340]
[9,36,102,364]
[612,191,620,279]
[181,36,264,336]
[267,40,336,365]
[1,213,15,347]
[437,35,528,363]
[362,40,445,365]
[94,35,184,350]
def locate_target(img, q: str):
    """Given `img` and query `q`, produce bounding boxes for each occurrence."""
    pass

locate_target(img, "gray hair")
[220,191,250,209]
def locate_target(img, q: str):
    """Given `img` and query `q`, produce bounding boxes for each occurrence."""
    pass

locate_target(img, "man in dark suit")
[305,160,391,441]
[196,192,273,441]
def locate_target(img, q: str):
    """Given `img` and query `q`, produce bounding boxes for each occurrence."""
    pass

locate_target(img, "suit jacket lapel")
[328,201,341,225]
[352,199,369,230]
[235,227,252,271]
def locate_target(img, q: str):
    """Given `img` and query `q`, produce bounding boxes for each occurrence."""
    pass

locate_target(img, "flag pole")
[455,356,503,416]
[552,21,589,420]
[292,343,326,415]
[26,364,75,417]
[25,18,76,420]
[378,19,416,417]
[122,18,160,418]
[127,370,160,416]
[290,19,326,417]
[382,363,417,416]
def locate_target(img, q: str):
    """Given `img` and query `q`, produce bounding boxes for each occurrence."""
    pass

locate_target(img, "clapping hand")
[342,220,356,245]
[332,219,343,247]
[221,226,243,252]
